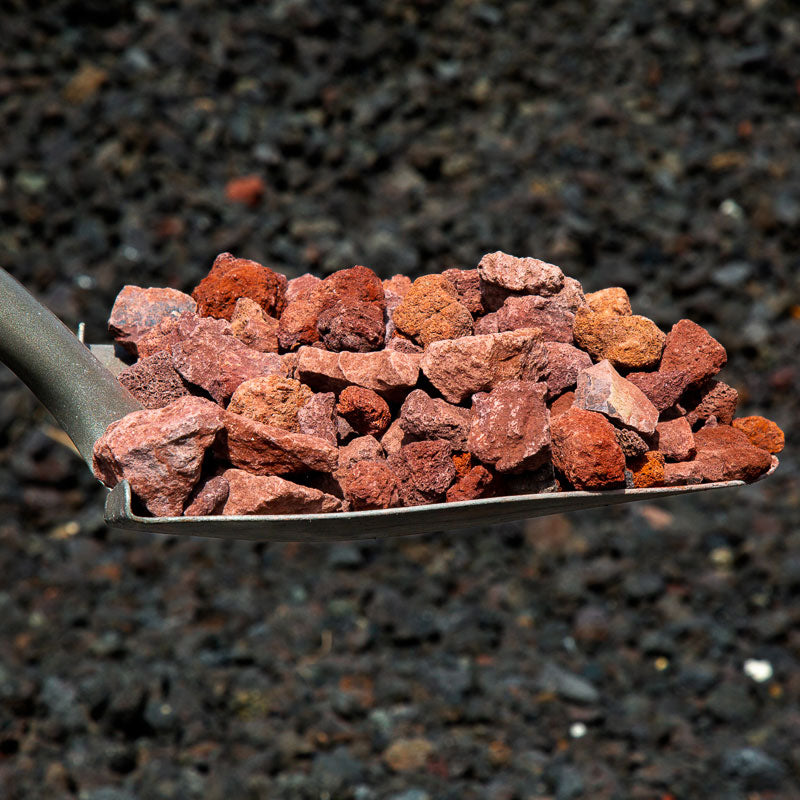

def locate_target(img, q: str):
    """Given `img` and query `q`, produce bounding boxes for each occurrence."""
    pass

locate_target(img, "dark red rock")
[118,351,189,409]
[446,465,496,502]
[493,295,575,342]
[441,268,485,315]
[615,427,650,458]
[683,379,739,427]
[387,440,457,506]
[550,408,626,490]
[336,386,392,437]
[549,391,575,418]
[317,300,385,352]
[544,342,593,398]
[660,319,727,386]
[222,469,341,514]
[108,286,197,355]
[626,370,689,413]
[184,476,230,516]
[92,396,224,517]
[191,252,287,321]
[467,380,551,473]
[399,389,471,450]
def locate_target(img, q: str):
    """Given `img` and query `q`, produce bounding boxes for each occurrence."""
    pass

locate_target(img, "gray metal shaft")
[0,266,143,469]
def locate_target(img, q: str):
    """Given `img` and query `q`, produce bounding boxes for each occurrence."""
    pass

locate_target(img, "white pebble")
[569,722,587,739]
[743,658,773,683]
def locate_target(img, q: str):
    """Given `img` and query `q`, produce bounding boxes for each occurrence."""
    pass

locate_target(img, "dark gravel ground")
[1,1,799,797]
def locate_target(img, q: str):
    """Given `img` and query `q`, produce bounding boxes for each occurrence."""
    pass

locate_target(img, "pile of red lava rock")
[92,251,784,517]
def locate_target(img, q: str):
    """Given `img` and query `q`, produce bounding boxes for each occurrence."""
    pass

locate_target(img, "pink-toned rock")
[544,342,593,398]
[336,386,391,436]
[295,346,349,392]
[317,300,385,352]
[626,370,689,413]
[277,291,328,350]
[420,329,548,404]
[108,286,197,354]
[184,476,230,516]
[339,460,400,510]
[442,268,485,315]
[550,408,626,490]
[92,396,224,517]
[336,415,357,443]
[692,425,772,483]
[615,428,650,458]
[549,391,575,418]
[380,418,415,455]
[660,319,727,386]
[655,417,696,461]
[662,461,704,486]
[336,435,385,478]
[478,296,575,343]
[382,274,412,298]
[222,469,341,514]
[386,336,424,354]
[555,277,588,313]
[478,251,565,296]
[683,380,738,427]
[338,350,421,401]
[230,297,280,353]
[399,389,471,449]
[227,375,313,430]
[573,360,659,435]
[117,351,189,409]
[172,327,287,404]
[585,287,631,316]
[472,313,500,335]
[297,392,337,444]
[286,273,322,303]
[217,411,339,475]
[446,465,496,502]
[467,381,551,473]
[135,312,232,359]
[387,440,457,506]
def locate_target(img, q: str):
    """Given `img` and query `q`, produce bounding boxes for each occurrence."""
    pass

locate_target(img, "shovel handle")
[0,267,143,469]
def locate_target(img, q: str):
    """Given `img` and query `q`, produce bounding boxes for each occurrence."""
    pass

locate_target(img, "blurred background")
[1,1,799,797]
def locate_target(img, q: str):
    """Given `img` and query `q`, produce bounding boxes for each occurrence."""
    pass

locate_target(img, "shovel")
[0,266,759,541]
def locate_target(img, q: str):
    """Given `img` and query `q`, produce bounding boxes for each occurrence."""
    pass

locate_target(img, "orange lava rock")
[227,376,313,431]
[628,451,665,488]
[336,386,391,437]
[446,465,496,502]
[192,252,287,321]
[392,274,473,347]
[224,175,265,207]
[222,469,341,514]
[573,308,666,370]
[660,319,727,386]
[230,297,280,353]
[655,417,696,461]
[339,460,400,510]
[732,416,785,454]
[585,286,632,316]
[692,425,773,482]
[452,451,474,478]
[550,408,626,490]
[683,379,739,427]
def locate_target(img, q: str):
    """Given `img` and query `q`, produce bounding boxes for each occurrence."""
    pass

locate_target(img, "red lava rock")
[656,417,696,461]
[171,326,287,404]
[336,386,391,437]
[662,461,704,486]
[478,251,565,296]
[626,370,689,413]
[420,329,548,404]
[338,350,421,401]
[732,416,785,454]
[222,469,341,514]
[297,391,337,444]
[227,375,313,430]
[544,342,593,398]
[192,252,287,321]
[387,440,457,506]
[442,268,485,315]
[108,286,197,355]
[446,465,496,502]
[92,396,224,516]
[615,427,650,458]
[399,389,471,449]
[118,351,190,409]
[550,408,626,490]
[586,287,631,316]
[692,425,772,482]
[392,274,473,347]
[224,174,265,206]
[549,391,575,418]
[286,274,322,303]
[660,319,727,386]
[184,476,230,516]
[217,411,339,476]
[628,451,665,488]
[467,380,551,473]
[339,460,400,510]
[278,291,328,350]
[683,380,739,427]
[317,300,385,352]
[230,297,280,353]
[573,360,659,435]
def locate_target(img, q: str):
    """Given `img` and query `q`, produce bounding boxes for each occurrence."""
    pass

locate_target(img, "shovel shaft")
[0,267,142,469]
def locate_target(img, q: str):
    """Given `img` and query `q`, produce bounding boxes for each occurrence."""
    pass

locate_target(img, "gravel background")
[1,1,799,797]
